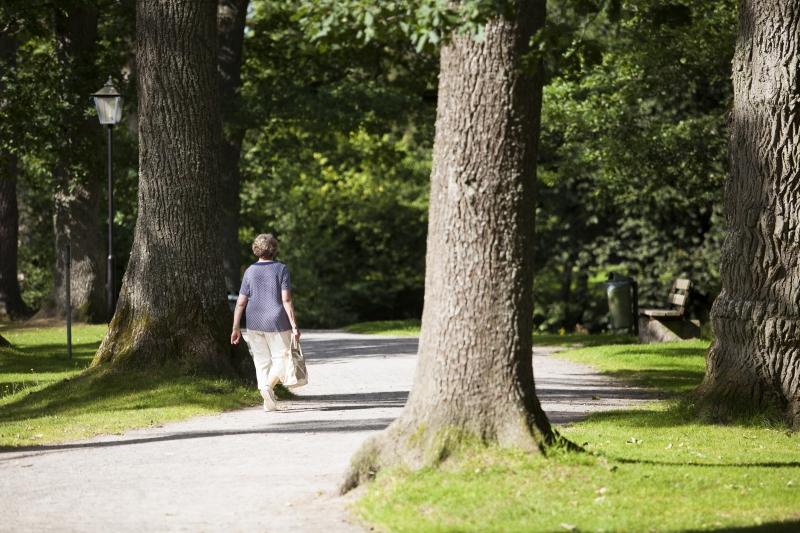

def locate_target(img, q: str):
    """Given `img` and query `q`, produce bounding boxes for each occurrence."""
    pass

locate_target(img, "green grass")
[553,339,709,394]
[357,339,800,532]
[343,321,638,349]
[0,324,260,447]
[343,319,422,336]
[533,332,637,348]
[0,324,108,399]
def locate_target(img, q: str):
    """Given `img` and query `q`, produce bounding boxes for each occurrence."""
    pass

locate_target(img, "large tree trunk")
[217,0,249,294]
[0,30,28,319]
[699,0,800,427]
[342,0,554,492]
[43,4,107,322]
[93,0,245,375]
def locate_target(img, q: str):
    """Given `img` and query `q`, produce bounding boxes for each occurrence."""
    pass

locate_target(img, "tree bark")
[699,0,800,427]
[0,157,25,320]
[342,0,555,492]
[217,0,249,294]
[43,3,106,322]
[92,0,247,376]
[0,30,28,319]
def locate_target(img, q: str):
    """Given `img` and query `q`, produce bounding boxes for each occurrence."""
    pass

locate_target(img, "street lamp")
[91,76,122,322]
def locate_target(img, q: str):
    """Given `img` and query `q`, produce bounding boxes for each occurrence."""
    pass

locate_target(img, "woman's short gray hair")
[252,233,278,260]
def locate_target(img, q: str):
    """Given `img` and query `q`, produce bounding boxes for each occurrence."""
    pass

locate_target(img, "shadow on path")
[302,336,418,364]
[0,417,395,458]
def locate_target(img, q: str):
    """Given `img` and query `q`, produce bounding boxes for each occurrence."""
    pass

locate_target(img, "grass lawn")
[0,324,260,447]
[554,339,709,394]
[357,339,800,532]
[343,319,638,349]
[343,319,422,336]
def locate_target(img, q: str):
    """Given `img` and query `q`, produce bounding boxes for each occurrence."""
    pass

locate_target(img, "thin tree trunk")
[217,0,249,294]
[0,157,26,319]
[93,0,248,376]
[342,0,554,492]
[43,4,106,322]
[699,0,800,427]
[560,261,573,329]
[0,30,28,319]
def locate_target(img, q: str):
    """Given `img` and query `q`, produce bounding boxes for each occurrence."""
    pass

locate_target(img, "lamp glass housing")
[92,77,122,125]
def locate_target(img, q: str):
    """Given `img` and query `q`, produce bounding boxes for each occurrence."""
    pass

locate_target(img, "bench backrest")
[667,278,691,313]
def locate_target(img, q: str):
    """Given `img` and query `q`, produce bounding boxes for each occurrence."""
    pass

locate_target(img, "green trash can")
[604,274,639,334]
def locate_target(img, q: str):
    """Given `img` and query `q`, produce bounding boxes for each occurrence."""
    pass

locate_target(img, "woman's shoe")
[261,388,277,411]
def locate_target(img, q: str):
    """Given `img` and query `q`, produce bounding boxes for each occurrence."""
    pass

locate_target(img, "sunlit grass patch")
[359,431,800,532]
[359,405,800,532]
[0,324,106,399]
[357,339,800,532]
[534,332,637,348]
[0,324,260,447]
[343,321,638,349]
[343,319,421,336]
[553,339,709,394]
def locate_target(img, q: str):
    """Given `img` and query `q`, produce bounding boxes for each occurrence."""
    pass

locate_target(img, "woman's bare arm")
[282,289,300,339]
[231,294,248,344]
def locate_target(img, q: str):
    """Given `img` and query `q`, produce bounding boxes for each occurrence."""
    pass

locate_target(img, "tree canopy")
[2,0,736,331]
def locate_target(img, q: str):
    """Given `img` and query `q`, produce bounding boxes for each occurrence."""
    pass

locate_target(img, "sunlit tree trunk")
[93,0,248,376]
[342,0,555,492]
[217,0,249,294]
[699,0,800,427]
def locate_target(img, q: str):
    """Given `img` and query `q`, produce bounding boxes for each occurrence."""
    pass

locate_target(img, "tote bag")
[283,336,308,388]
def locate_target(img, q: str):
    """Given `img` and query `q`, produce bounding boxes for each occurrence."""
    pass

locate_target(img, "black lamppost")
[91,77,122,322]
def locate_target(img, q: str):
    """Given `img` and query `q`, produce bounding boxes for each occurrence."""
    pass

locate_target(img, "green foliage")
[1,9,59,310]
[534,0,736,331]
[295,0,515,51]
[7,0,738,334]
[239,2,436,326]
[2,2,138,310]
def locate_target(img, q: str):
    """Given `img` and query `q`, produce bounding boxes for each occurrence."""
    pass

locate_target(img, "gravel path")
[0,332,656,532]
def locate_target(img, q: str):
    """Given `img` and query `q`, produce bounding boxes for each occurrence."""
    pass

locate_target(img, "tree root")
[340,415,581,494]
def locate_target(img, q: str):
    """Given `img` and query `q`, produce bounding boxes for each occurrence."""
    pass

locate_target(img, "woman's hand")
[292,327,301,341]
[231,329,241,345]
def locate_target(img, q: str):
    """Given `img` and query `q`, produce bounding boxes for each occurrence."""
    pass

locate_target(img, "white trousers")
[241,329,292,393]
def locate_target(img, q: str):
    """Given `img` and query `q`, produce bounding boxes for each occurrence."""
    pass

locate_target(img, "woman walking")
[231,233,300,411]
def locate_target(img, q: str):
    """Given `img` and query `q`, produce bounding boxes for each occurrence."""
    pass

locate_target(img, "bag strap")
[290,336,304,358]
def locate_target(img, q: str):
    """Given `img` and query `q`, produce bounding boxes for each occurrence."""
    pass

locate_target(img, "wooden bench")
[638,278,700,343]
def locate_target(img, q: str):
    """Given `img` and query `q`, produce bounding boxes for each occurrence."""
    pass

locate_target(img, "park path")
[0,331,656,532]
